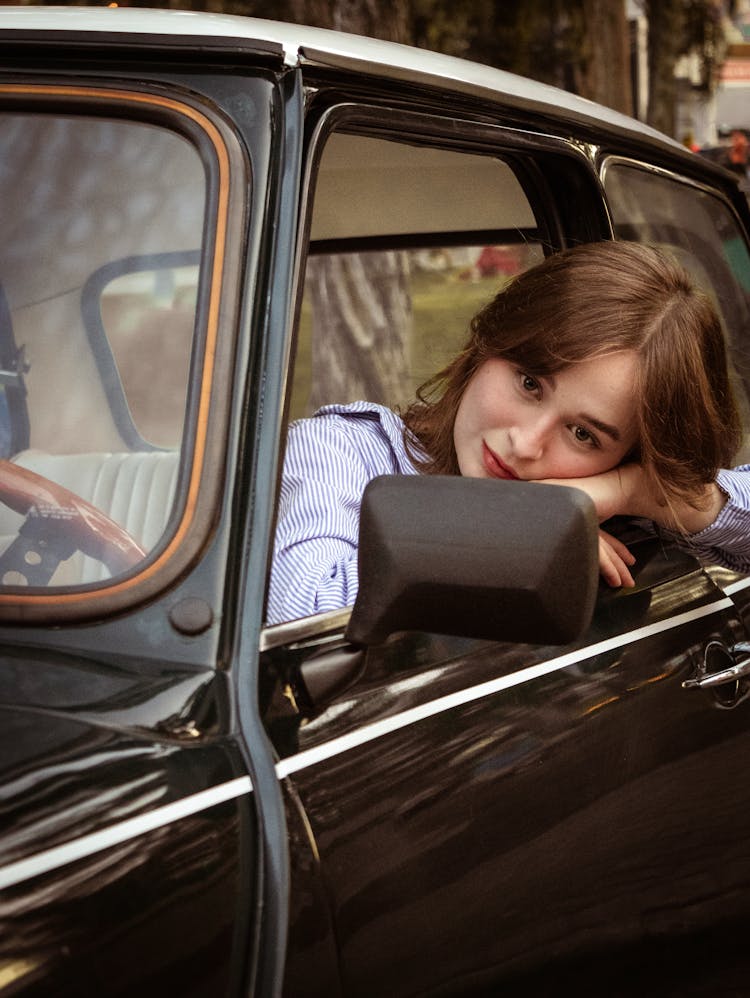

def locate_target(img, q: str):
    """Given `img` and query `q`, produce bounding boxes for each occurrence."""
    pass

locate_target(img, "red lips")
[482,441,519,480]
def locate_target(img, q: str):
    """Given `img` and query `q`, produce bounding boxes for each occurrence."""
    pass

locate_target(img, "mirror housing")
[345,476,598,647]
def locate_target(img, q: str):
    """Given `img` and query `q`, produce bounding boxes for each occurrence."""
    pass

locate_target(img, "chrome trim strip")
[725,576,750,596]
[0,775,253,892]
[260,607,353,651]
[275,597,735,779]
[600,153,740,208]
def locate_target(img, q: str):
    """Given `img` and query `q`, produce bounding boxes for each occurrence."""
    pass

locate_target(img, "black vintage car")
[2,8,750,997]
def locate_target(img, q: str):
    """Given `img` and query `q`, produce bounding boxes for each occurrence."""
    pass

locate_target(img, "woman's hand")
[539,470,640,587]
[542,463,728,588]
[598,527,636,588]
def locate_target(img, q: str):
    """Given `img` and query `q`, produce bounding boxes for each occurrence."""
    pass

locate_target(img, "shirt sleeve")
[265,415,373,625]
[676,465,750,573]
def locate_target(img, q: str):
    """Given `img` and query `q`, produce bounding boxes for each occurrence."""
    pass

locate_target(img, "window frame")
[0,82,248,623]
[263,101,612,644]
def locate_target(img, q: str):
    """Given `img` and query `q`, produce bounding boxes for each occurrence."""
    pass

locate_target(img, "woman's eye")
[572,425,599,448]
[519,372,540,395]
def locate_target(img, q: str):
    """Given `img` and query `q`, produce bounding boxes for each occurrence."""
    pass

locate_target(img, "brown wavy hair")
[402,240,741,515]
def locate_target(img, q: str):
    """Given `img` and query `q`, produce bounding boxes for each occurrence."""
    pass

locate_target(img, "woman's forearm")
[543,465,750,576]
[541,466,727,534]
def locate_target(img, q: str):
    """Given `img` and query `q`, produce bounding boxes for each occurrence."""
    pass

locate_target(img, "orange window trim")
[0,84,231,605]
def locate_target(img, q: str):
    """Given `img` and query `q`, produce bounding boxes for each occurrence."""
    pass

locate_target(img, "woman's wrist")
[628,480,727,534]
[659,482,727,535]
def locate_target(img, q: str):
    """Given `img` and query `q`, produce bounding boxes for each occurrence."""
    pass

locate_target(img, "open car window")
[0,99,219,598]
[290,132,546,422]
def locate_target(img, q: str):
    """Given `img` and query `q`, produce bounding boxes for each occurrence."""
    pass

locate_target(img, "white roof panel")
[0,6,684,153]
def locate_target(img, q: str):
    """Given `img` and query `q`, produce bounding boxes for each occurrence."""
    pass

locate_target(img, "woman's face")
[453,352,639,481]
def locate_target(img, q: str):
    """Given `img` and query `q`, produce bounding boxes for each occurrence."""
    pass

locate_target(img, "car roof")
[1,6,688,156]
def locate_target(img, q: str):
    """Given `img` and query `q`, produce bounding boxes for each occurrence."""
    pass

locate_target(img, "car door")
[262,104,750,997]
[0,42,294,997]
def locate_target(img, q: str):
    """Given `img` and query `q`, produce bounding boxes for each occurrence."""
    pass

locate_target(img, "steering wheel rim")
[0,459,146,586]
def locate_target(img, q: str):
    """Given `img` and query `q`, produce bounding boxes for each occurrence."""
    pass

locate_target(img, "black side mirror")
[345,476,598,647]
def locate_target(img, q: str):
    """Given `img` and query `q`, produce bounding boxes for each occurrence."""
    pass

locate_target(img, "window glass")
[90,256,200,448]
[0,110,206,588]
[292,242,543,420]
[310,134,537,241]
[604,162,750,461]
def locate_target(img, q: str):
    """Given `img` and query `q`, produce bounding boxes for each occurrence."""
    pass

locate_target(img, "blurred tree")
[263,0,411,41]
[410,0,476,58]
[424,0,632,114]
[643,0,726,135]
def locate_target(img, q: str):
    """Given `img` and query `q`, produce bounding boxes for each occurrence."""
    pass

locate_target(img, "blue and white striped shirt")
[690,465,750,572]
[266,402,421,625]
[266,401,750,625]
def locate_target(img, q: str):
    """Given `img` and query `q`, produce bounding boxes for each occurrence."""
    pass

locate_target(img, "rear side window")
[603,161,750,461]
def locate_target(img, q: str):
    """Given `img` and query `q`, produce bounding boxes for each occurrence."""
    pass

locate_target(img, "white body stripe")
[0,776,253,892]
[0,595,737,892]
[276,597,733,778]
[724,576,750,596]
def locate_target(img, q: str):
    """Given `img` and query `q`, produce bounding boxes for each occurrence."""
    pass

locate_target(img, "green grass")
[409,271,499,392]
[288,267,506,421]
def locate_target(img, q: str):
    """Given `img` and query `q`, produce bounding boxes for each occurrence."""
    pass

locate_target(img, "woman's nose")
[509,420,547,461]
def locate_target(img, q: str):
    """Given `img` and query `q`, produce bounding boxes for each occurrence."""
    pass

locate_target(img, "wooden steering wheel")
[0,459,146,586]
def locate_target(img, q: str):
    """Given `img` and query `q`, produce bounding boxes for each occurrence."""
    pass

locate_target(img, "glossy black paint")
[270,542,750,995]
[0,645,254,996]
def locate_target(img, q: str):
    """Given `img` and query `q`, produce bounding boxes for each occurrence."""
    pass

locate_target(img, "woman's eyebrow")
[579,413,621,441]
[543,375,623,442]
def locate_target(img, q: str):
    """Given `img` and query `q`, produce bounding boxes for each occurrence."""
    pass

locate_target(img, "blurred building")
[717,40,750,136]
[626,0,750,147]
[678,1,750,147]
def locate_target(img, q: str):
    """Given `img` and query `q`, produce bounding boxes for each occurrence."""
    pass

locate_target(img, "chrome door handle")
[683,641,750,689]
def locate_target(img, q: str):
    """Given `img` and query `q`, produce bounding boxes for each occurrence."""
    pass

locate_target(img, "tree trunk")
[579,0,633,114]
[307,252,412,410]
[645,0,684,135]
[464,0,632,115]
[278,0,411,42]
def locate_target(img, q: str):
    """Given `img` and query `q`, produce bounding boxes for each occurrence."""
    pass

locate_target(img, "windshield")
[0,106,206,589]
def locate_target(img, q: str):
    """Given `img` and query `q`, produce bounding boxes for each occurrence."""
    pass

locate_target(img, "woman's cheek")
[544,449,612,480]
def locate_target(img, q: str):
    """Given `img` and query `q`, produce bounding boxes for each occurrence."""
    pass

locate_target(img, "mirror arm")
[297,645,366,707]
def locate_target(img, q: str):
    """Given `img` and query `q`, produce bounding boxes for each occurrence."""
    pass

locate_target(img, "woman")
[267,241,748,625]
